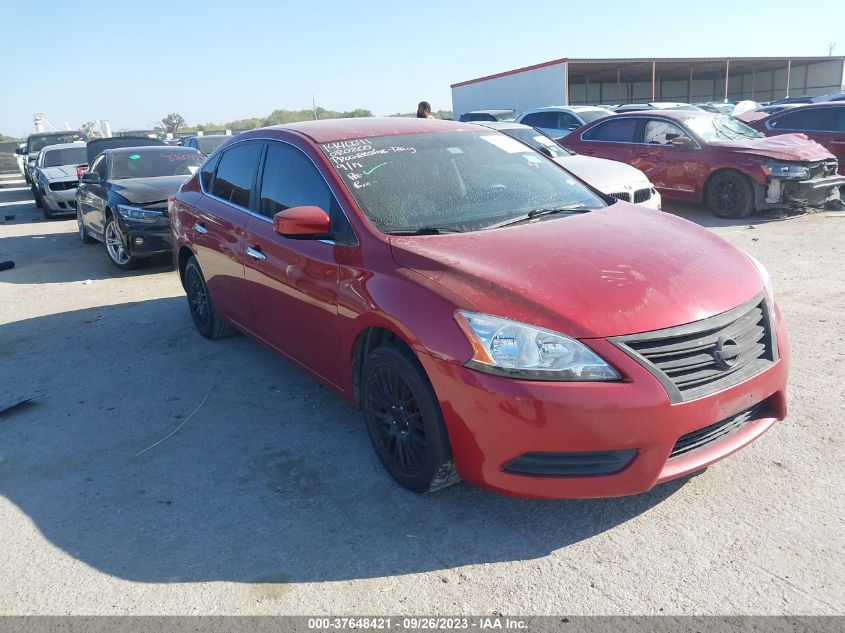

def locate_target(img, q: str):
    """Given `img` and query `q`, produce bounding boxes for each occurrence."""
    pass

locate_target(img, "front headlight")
[454,311,621,381]
[116,204,165,222]
[762,161,809,180]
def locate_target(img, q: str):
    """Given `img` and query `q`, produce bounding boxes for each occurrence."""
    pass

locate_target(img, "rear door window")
[771,107,840,132]
[520,112,561,129]
[211,142,263,209]
[582,118,639,142]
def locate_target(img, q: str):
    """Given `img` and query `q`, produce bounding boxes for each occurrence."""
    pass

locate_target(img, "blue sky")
[2,0,841,135]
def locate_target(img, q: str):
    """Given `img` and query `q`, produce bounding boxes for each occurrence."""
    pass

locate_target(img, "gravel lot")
[0,184,843,615]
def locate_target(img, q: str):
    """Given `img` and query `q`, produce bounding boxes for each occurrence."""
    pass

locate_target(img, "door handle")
[246,245,267,261]
[195,222,208,234]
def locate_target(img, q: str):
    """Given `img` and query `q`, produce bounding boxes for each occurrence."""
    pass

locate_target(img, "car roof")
[522,105,609,113]
[616,108,707,119]
[471,121,532,131]
[28,130,84,139]
[255,117,478,143]
[105,145,202,155]
[41,141,87,152]
[465,109,515,114]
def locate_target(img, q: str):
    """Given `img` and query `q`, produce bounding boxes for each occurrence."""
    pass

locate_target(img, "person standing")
[416,102,434,119]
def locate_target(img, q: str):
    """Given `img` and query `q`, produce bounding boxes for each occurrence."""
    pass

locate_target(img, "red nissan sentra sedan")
[170,118,789,499]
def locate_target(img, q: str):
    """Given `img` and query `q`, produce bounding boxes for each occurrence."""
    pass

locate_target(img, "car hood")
[41,165,80,180]
[389,204,763,339]
[709,133,833,162]
[556,154,651,189]
[109,176,191,204]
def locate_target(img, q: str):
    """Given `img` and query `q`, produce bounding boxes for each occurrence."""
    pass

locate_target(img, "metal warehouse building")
[451,56,845,118]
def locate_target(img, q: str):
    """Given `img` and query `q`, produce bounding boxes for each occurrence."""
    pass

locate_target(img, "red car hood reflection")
[709,133,833,162]
[390,204,763,339]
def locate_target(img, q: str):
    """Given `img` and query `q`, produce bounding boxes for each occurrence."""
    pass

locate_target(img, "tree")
[161,113,185,134]
[80,121,99,138]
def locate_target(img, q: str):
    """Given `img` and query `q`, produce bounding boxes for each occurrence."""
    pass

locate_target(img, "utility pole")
[313,94,317,120]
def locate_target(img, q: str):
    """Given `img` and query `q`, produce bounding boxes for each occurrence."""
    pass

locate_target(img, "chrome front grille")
[609,192,631,202]
[49,180,78,191]
[610,294,777,403]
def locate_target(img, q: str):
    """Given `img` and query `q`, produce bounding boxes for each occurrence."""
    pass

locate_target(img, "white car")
[515,106,615,138]
[32,141,87,218]
[474,121,661,210]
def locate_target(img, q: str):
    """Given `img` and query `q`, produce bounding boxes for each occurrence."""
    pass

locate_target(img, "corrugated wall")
[451,62,568,118]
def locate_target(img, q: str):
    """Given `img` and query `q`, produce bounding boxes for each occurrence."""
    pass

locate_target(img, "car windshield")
[27,133,86,153]
[197,136,227,153]
[578,109,613,123]
[685,115,764,142]
[501,128,572,158]
[320,131,606,234]
[110,150,203,180]
[42,147,87,167]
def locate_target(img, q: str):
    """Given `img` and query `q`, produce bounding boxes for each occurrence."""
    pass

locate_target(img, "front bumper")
[42,185,78,213]
[760,174,845,209]
[116,215,172,256]
[418,305,789,499]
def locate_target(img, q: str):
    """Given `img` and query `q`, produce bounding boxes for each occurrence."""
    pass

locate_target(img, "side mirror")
[536,146,553,158]
[273,205,331,238]
[671,136,694,148]
[567,124,580,131]
[80,172,100,184]
[15,147,27,156]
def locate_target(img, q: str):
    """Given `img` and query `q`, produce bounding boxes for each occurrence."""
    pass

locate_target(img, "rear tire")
[361,342,459,493]
[706,171,755,219]
[77,209,95,243]
[184,256,235,339]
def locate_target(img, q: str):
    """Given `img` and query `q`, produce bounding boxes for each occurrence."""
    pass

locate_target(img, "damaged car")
[559,110,844,218]
[31,142,87,218]
[76,146,203,269]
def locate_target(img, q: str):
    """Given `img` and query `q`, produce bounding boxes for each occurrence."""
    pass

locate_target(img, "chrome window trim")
[198,135,358,245]
[578,115,702,149]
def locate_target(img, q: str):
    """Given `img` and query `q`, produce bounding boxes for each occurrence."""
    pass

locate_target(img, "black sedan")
[76,146,204,269]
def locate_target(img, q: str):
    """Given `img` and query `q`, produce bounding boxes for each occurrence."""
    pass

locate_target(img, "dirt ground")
[1,184,843,615]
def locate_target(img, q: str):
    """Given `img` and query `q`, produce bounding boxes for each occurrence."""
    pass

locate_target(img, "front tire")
[361,342,459,493]
[706,171,755,219]
[104,215,137,270]
[184,256,235,339]
[32,186,43,209]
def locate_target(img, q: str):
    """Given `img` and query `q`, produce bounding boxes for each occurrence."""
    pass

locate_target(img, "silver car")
[32,142,87,218]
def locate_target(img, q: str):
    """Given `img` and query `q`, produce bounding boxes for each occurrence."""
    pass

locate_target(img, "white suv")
[515,106,614,138]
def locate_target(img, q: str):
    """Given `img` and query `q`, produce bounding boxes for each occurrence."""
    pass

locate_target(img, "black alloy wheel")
[184,256,234,339]
[706,171,755,219]
[362,342,459,493]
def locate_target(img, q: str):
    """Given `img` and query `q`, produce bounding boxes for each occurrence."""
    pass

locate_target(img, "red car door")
[241,140,354,387]
[188,141,264,327]
[561,117,638,163]
[631,117,703,199]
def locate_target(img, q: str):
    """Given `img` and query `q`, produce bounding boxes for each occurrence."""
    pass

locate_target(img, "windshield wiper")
[483,205,593,230]
[384,226,464,235]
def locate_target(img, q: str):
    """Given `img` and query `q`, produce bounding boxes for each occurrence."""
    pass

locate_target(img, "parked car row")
[463,100,845,217]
